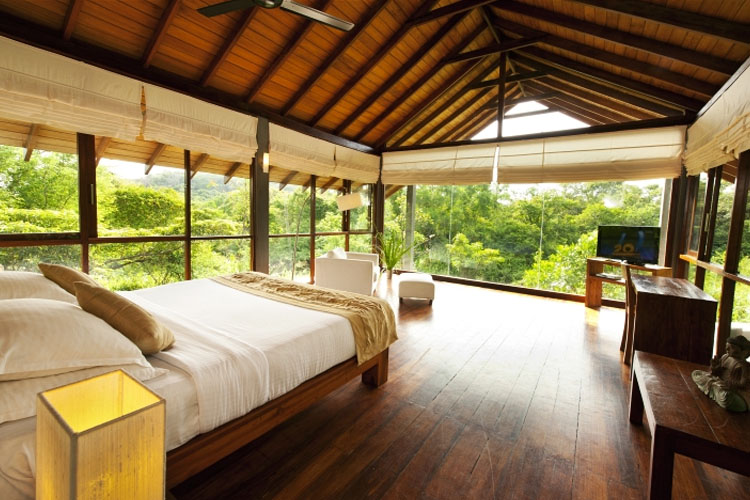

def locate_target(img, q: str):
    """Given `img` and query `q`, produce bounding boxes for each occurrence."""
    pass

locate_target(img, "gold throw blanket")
[211,272,397,364]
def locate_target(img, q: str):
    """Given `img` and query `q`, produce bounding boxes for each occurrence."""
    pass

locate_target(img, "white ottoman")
[398,273,435,305]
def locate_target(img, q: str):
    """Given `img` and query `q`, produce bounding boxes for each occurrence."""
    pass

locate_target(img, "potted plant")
[377,232,414,279]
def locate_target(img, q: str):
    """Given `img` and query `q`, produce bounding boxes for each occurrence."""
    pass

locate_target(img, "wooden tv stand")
[585,257,671,308]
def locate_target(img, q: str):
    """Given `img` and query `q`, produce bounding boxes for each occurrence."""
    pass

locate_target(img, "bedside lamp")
[36,370,166,499]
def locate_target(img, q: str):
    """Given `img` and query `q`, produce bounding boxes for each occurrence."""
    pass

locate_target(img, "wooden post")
[343,180,351,251]
[373,179,385,253]
[695,168,718,289]
[184,149,192,280]
[77,133,97,273]
[252,117,270,273]
[405,185,416,270]
[496,53,507,138]
[667,168,688,275]
[309,175,316,284]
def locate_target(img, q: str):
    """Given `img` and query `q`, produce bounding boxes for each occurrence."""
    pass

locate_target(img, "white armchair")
[315,250,380,295]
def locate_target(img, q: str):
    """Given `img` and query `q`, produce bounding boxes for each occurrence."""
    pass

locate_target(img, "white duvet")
[0,278,357,499]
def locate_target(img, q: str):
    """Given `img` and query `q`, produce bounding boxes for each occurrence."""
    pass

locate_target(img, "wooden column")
[309,175,316,284]
[496,53,507,138]
[666,168,688,274]
[184,149,192,280]
[77,133,97,273]
[373,178,385,250]
[252,117,270,273]
[695,168,719,289]
[405,185,416,270]
[343,180,351,251]
[717,150,750,353]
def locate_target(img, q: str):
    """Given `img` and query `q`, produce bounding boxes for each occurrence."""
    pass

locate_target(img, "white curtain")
[684,65,750,174]
[143,84,257,163]
[0,36,142,141]
[269,124,336,177]
[383,126,685,185]
[333,145,380,183]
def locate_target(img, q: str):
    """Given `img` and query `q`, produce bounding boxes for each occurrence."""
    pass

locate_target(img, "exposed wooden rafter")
[279,171,298,190]
[469,71,546,89]
[525,79,637,122]
[200,9,258,87]
[144,143,167,175]
[190,153,209,179]
[95,137,111,167]
[61,0,83,40]
[444,36,546,65]
[318,177,338,193]
[436,106,492,143]
[480,91,559,111]
[142,0,180,68]
[407,0,497,27]
[223,162,243,184]
[418,87,496,145]
[23,123,40,162]
[384,184,403,198]
[546,97,612,125]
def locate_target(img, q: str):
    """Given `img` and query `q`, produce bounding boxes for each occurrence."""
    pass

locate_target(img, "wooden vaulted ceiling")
[0,0,749,181]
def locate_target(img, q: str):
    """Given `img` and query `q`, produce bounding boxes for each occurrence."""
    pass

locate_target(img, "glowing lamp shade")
[36,370,166,500]
[336,192,364,211]
[262,152,270,173]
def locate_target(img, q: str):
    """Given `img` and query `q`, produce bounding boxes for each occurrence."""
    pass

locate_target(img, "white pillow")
[326,247,347,259]
[0,271,76,303]
[0,298,156,382]
[0,363,167,424]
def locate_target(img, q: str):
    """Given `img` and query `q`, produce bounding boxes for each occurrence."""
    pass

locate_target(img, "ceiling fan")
[198,0,354,32]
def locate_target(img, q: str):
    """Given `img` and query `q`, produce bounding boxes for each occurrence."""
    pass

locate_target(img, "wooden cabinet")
[630,275,718,365]
[585,257,671,308]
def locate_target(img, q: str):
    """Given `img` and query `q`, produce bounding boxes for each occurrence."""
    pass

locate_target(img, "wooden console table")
[629,351,750,499]
[585,257,671,308]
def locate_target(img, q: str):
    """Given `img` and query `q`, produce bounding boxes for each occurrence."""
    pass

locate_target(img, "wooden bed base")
[165,348,389,488]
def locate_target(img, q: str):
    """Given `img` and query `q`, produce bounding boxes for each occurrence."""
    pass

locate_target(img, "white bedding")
[0,277,357,499]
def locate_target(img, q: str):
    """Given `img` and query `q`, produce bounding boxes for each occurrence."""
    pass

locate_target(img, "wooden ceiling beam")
[279,1,392,116]
[451,108,495,141]
[352,23,486,142]
[95,137,111,167]
[308,0,439,127]
[385,185,403,198]
[504,107,556,120]
[333,10,468,136]
[245,0,332,103]
[481,91,559,111]
[142,0,180,68]
[190,153,209,179]
[408,0,498,27]
[543,100,606,126]
[492,17,718,98]
[279,171,298,190]
[524,80,632,123]
[318,177,339,193]
[200,9,258,87]
[223,162,244,184]
[492,0,737,76]
[436,106,493,143]
[444,36,546,64]
[23,123,40,162]
[568,0,750,45]
[62,0,84,41]
[470,70,546,89]
[144,143,167,175]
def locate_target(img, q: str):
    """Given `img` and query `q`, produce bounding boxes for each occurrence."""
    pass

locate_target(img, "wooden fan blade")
[279,0,354,31]
[198,0,255,17]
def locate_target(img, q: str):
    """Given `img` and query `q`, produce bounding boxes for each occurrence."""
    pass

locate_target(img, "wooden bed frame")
[165,348,389,488]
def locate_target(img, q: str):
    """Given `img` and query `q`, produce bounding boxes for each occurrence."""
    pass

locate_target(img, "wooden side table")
[629,351,750,499]
[585,257,671,308]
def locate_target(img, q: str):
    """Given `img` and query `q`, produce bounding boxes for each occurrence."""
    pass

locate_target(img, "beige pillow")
[0,270,76,303]
[38,262,98,295]
[74,281,175,354]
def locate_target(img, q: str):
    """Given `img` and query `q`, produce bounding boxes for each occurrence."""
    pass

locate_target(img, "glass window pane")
[90,242,184,290]
[350,184,371,231]
[0,245,81,271]
[269,183,310,235]
[349,233,373,253]
[97,160,184,237]
[711,177,735,266]
[0,145,79,234]
[689,173,708,253]
[315,235,345,256]
[315,188,342,232]
[191,172,250,237]
[191,239,250,279]
[732,281,750,323]
[269,236,310,282]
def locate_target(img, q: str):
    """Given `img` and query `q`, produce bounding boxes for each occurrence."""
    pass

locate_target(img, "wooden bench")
[629,351,750,499]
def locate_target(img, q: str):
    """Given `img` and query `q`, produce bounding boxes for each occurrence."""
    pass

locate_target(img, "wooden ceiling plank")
[142,0,181,68]
[62,0,84,41]
[95,136,112,167]
[493,16,718,98]
[223,161,243,184]
[200,9,258,87]
[333,11,468,136]
[23,123,40,162]
[444,36,546,64]
[279,171,298,190]
[280,0,392,116]
[492,1,737,76]
[144,143,168,175]
[353,23,486,142]
[568,0,750,45]
[408,0,498,27]
[308,0,439,127]
[246,0,332,103]
[190,153,209,179]
[318,177,338,193]
[470,70,546,89]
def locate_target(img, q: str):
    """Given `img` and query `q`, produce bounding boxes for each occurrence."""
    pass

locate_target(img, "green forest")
[2,145,749,320]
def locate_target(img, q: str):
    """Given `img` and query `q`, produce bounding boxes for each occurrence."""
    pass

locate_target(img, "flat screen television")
[596,225,660,265]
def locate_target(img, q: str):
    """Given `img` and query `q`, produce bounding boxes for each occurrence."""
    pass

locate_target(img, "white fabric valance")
[0,36,142,141]
[684,64,750,174]
[333,145,380,183]
[143,84,257,163]
[269,124,335,177]
[383,126,685,185]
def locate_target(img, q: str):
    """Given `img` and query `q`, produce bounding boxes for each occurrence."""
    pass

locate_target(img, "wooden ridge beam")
[493,0,737,76]
[308,0,439,126]
[95,137,111,167]
[280,1,391,116]
[23,124,40,162]
[190,153,209,179]
[246,0,332,103]
[568,0,750,45]
[144,143,167,175]
[62,0,83,41]
[352,23,486,142]
[223,162,243,184]
[407,0,497,27]
[200,9,257,87]
[444,36,546,64]
[492,16,718,98]
[318,177,338,193]
[142,0,180,68]
[469,71,546,89]
[279,171,298,190]
[333,10,468,136]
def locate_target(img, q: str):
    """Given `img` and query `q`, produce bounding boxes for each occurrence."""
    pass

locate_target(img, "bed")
[0,271,396,499]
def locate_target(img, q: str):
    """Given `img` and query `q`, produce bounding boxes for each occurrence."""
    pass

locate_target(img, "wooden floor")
[171,278,750,499]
